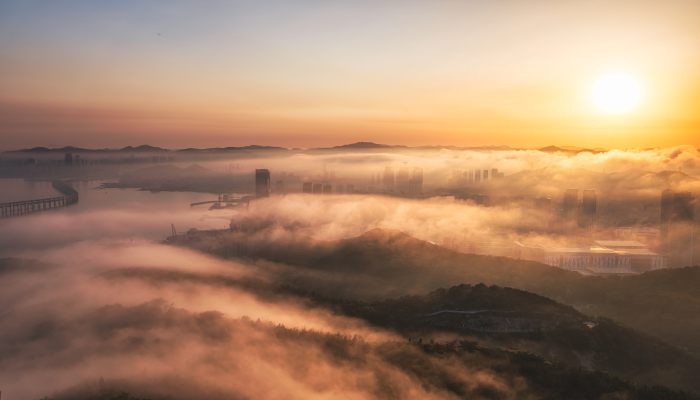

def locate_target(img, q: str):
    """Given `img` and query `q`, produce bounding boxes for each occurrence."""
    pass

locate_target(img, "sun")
[591,72,644,114]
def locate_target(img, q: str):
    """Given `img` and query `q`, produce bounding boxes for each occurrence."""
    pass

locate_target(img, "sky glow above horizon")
[1,0,699,150]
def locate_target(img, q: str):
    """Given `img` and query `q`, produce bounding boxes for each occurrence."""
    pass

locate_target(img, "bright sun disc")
[591,72,643,114]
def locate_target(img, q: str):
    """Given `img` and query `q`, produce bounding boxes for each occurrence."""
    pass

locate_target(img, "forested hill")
[171,228,700,356]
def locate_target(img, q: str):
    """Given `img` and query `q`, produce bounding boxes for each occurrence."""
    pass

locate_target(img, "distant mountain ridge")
[176,144,287,153]
[325,141,403,150]
[118,145,168,152]
[6,144,287,153]
[538,145,607,154]
[8,145,168,153]
[6,142,610,153]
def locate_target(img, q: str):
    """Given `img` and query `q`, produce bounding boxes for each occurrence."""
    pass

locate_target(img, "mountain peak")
[119,145,167,152]
[331,142,394,149]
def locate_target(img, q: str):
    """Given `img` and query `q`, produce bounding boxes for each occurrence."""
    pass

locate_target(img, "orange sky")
[1,1,699,150]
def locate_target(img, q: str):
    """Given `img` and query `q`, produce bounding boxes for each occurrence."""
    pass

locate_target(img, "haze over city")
[1,1,699,400]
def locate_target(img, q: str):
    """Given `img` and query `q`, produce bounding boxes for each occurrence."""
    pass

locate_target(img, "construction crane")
[190,193,254,209]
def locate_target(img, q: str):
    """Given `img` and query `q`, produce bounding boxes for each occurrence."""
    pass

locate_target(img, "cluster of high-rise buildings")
[367,166,424,196]
[561,188,598,228]
[660,189,696,267]
[253,165,425,197]
[532,188,598,229]
[660,190,695,235]
[524,188,697,273]
[301,165,424,197]
[254,169,270,197]
[377,166,424,196]
[467,168,504,183]
[253,167,696,274]
[256,168,358,196]
[64,152,94,166]
[301,182,355,194]
[450,168,504,187]
[61,152,172,166]
[525,239,665,274]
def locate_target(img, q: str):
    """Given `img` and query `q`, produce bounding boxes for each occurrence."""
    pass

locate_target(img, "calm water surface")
[0,178,238,255]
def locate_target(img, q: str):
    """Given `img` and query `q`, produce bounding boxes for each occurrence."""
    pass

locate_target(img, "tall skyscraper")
[255,169,270,197]
[673,192,695,221]
[562,189,579,218]
[660,189,673,234]
[408,168,423,196]
[661,190,695,233]
[579,189,597,228]
[396,167,410,194]
[660,190,696,267]
[535,196,553,210]
[383,166,395,192]
[275,180,285,194]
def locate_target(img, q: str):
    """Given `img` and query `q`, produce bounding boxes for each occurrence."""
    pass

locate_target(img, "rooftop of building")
[593,240,646,248]
[515,239,660,257]
[546,247,616,254]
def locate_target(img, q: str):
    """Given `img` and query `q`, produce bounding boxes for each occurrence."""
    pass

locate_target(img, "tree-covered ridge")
[36,308,699,400]
[170,228,700,356]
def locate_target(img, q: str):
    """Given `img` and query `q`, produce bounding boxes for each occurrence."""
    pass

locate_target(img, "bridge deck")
[0,181,79,218]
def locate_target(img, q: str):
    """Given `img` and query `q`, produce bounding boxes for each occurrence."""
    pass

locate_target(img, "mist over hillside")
[2,242,699,399]
[171,227,700,356]
[1,145,700,399]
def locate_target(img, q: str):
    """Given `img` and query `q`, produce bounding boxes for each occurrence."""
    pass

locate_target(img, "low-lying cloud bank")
[3,145,699,253]
[202,145,700,192]
[1,145,699,398]
[0,241,529,400]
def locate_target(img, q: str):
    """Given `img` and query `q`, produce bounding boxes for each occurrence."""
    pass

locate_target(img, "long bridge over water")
[0,181,79,218]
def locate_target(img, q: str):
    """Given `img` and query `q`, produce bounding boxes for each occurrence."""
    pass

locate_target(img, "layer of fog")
[2,156,697,262]
[212,145,700,263]
[111,145,700,252]
[0,186,229,255]
[0,185,548,399]
[197,145,700,194]
[4,240,461,399]
[1,145,699,398]
[5,145,699,196]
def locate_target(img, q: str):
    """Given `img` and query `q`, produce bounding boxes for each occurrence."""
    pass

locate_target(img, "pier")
[0,181,79,218]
